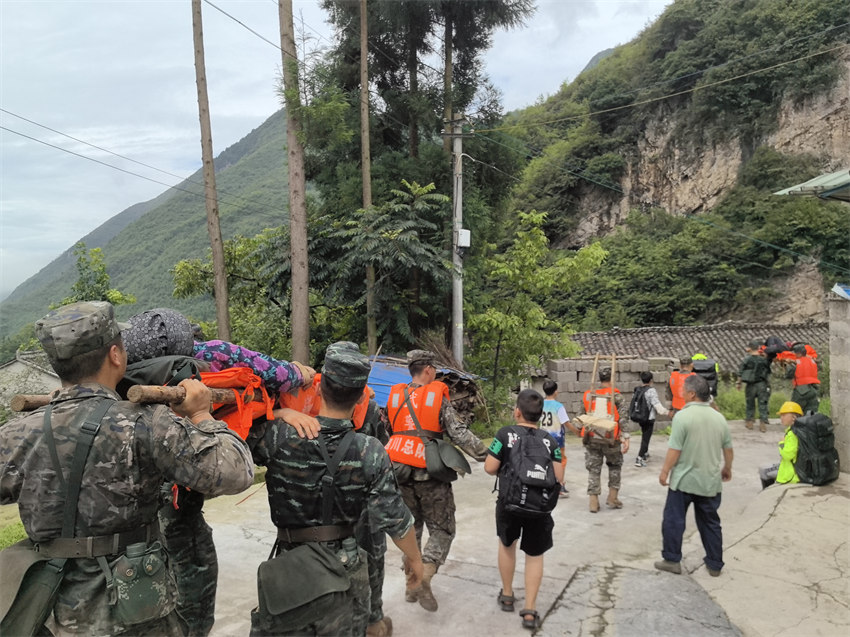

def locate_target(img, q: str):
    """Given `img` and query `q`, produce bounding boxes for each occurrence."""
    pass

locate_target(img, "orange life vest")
[385,381,448,468]
[581,387,621,439]
[668,370,695,411]
[278,373,371,430]
[200,367,275,440]
[793,356,820,386]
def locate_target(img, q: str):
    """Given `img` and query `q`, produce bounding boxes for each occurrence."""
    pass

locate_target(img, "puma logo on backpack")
[497,428,559,518]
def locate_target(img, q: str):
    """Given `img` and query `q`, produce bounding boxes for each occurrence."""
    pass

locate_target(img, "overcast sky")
[0,0,670,302]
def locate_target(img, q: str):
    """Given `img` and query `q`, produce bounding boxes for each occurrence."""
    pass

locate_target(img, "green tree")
[466,210,606,393]
[54,242,136,308]
[322,180,451,349]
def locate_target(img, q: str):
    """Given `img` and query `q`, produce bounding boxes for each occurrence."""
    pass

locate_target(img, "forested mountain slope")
[1,0,847,350]
[0,110,289,339]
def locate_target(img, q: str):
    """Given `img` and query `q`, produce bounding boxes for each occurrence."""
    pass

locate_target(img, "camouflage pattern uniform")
[247,343,413,637]
[584,391,625,495]
[0,384,254,636]
[122,307,223,637]
[0,302,254,636]
[157,486,218,636]
[393,381,488,567]
[356,400,391,626]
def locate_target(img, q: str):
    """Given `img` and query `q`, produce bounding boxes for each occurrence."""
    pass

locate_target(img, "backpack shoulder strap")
[315,430,356,526]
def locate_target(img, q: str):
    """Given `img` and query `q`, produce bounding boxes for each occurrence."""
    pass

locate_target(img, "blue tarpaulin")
[367,355,479,408]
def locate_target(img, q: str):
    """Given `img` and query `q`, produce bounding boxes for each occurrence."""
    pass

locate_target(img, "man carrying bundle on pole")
[574,355,630,513]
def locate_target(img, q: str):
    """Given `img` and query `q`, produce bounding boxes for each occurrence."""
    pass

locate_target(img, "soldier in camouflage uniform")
[385,350,489,612]
[247,342,423,636]
[0,301,254,636]
[581,367,630,513]
[123,307,314,636]
[277,373,394,636]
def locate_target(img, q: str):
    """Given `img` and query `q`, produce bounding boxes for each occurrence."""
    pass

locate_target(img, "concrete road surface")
[205,420,850,636]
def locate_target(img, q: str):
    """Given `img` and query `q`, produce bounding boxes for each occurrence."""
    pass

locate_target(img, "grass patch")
[0,520,26,550]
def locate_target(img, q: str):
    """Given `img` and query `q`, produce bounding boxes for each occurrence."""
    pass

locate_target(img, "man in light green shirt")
[655,375,733,577]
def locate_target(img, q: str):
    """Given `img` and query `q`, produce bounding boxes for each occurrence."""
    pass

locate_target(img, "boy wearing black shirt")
[485,389,563,630]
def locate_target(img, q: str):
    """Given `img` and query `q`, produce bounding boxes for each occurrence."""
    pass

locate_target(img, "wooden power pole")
[191,0,230,341]
[279,0,310,363]
[360,0,377,355]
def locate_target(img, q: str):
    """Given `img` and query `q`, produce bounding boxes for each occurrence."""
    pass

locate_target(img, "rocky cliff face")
[571,51,850,245]
[569,52,849,323]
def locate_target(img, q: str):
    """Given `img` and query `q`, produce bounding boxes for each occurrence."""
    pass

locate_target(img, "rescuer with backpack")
[385,349,489,612]
[580,367,630,513]
[484,389,563,631]
[737,339,771,432]
[629,371,669,467]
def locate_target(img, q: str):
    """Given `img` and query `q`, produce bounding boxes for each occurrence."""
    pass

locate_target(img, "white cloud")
[0,0,671,301]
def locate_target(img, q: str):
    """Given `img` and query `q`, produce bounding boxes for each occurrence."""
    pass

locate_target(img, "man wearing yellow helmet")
[758,401,803,488]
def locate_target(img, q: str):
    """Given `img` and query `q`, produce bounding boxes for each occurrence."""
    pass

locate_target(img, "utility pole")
[278,0,310,363]
[191,0,230,341]
[446,114,469,366]
[360,0,377,356]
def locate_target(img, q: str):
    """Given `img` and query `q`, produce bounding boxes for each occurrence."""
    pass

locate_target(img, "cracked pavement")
[205,421,849,636]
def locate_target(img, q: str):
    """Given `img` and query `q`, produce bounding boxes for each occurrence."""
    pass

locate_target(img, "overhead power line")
[0,108,292,217]
[1,124,293,218]
[478,43,848,133]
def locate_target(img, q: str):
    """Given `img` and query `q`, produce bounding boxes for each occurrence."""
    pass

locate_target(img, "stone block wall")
[829,294,849,474]
[534,356,677,422]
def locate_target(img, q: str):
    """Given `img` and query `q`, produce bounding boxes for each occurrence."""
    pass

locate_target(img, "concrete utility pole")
[447,114,469,366]
[191,0,230,341]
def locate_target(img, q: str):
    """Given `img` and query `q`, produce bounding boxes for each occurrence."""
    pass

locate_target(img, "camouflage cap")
[322,341,370,388]
[407,349,437,367]
[747,339,763,350]
[36,301,131,361]
[679,356,693,366]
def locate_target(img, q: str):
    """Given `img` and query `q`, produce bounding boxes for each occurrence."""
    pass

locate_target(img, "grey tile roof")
[570,322,829,375]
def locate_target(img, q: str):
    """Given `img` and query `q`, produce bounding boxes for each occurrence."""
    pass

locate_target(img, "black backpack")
[116,355,203,399]
[791,414,840,486]
[629,386,651,423]
[497,427,559,518]
[692,359,719,396]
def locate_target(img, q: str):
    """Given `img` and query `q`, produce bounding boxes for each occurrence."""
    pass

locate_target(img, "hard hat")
[778,401,803,416]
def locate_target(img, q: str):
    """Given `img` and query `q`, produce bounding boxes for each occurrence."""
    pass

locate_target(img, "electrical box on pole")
[443,114,467,367]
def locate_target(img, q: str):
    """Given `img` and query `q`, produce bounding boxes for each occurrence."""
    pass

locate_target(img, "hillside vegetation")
[0,0,847,401]
[0,111,290,339]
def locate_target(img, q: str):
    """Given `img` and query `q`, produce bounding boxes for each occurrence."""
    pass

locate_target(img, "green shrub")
[0,520,26,550]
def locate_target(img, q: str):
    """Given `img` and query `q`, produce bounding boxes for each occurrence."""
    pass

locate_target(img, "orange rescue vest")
[278,373,371,430]
[581,387,621,439]
[200,367,275,440]
[668,370,695,411]
[793,356,820,386]
[385,381,448,468]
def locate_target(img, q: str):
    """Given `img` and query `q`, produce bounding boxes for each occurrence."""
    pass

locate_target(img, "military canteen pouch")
[254,542,351,632]
[110,541,171,627]
[425,438,471,482]
[0,539,65,637]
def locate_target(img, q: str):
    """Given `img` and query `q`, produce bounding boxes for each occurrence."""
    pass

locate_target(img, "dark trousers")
[661,488,724,572]
[637,420,655,458]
